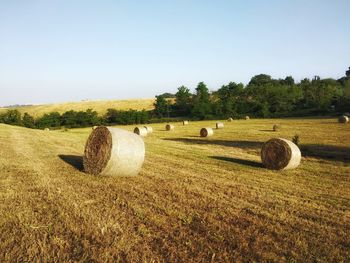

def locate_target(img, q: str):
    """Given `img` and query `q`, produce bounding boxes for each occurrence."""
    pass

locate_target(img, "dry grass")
[0,98,155,117]
[0,118,349,262]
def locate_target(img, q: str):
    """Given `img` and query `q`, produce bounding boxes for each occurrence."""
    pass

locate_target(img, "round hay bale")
[338,115,349,123]
[200,127,214,137]
[261,138,301,170]
[183,120,189,125]
[216,122,224,129]
[134,126,148,137]
[165,124,174,131]
[227,118,233,122]
[245,116,250,120]
[44,128,50,131]
[273,124,281,131]
[92,126,98,130]
[144,126,153,134]
[83,126,145,176]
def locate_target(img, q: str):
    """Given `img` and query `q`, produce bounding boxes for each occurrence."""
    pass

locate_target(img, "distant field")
[0,118,349,261]
[0,98,155,117]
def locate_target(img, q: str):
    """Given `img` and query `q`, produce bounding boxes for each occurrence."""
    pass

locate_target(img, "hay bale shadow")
[211,156,263,168]
[163,138,262,149]
[301,144,350,163]
[58,154,84,171]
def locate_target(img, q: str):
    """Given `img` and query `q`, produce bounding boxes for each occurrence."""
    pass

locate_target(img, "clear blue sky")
[0,0,349,106]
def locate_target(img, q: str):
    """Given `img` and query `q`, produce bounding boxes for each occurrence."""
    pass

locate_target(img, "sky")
[0,0,349,106]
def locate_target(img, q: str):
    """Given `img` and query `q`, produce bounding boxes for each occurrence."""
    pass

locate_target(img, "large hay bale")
[134,126,148,137]
[273,124,281,131]
[216,122,224,129]
[183,120,189,125]
[245,116,250,120]
[144,126,153,134]
[83,127,145,176]
[200,127,213,137]
[338,115,349,123]
[166,124,174,131]
[261,138,301,170]
[227,118,233,122]
[44,128,50,131]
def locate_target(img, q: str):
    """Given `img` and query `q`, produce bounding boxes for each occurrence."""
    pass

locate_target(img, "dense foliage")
[0,108,150,129]
[155,70,350,119]
[1,69,349,129]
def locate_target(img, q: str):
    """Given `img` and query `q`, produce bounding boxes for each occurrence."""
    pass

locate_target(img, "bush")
[2,110,22,125]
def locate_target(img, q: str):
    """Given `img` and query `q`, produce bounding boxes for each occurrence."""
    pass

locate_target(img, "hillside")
[0,98,155,117]
[0,118,349,261]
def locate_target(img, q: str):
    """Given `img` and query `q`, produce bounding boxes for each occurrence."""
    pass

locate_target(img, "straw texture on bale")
[261,138,301,170]
[83,126,145,176]
[183,120,189,125]
[338,116,349,123]
[166,124,174,131]
[227,118,233,122]
[143,126,153,134]
[134,127,148,137]
[200,127,214,137]
[273,124,281,131]
[245,116,250,120]
[216,122,224,129]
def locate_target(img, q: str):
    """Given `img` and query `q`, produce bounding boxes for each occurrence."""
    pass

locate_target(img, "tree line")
[1,69,349,129]
[0,108,151,129]
[154,70,350,119]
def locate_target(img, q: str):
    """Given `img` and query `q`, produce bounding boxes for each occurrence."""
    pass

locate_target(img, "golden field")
[0,118,349,262]
[0,98,155,117]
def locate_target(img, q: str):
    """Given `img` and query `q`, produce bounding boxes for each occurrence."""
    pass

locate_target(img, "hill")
[0,118,349,261]
[0,98,155,117]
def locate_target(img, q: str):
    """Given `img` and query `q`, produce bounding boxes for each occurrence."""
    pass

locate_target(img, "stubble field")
[0,118,349,262]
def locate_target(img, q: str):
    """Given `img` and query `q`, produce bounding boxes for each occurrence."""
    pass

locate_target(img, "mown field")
[0,98,155,117]
[0,118,349,262]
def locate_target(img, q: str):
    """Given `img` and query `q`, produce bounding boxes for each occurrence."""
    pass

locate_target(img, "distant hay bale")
[134,126,148,137]
[261,138,301,170]
[245,116,250,120]
[200,127,213,137]
[44,128,50,131]
[183,120,189,125]
[83,126,145,176]
[144,126,153,134]
[216,122,224,129]
[92,126,98,130]
[227,118,233,122]
[338,115,349,123]
[273,124,281,131]
[166,124,174,131]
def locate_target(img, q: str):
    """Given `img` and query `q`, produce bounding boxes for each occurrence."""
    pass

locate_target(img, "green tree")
[175,85,192,116]
[191,82,212,119]
[3,109,22,125]
[216,82,244,117]
[154,95,169,118]
[36,112,61,128]
[300,76,341,111]
[22,112,35,128]
[61,110,78,127]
